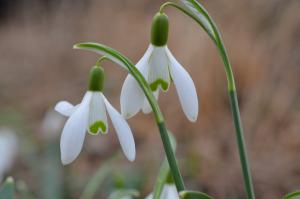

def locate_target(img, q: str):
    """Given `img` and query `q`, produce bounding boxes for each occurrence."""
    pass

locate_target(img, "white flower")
[121,44,198,122]
[55,91,136,165]
[145,184,179,199]
[0,128,18,182]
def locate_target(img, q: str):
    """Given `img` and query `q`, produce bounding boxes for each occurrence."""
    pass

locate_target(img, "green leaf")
[0,177,15,199]
[283,190,300,199]
[179,190,214,199]
[108,189,139,199]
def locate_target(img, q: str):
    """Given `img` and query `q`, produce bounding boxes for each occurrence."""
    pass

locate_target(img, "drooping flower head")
[121,12,199,122]
[55,64,135,165]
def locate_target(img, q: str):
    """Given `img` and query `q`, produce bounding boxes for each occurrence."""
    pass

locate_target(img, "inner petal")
[148,47,171,92]
[88,92,108,135]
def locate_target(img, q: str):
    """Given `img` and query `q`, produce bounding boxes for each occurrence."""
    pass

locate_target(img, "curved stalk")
[74,43,185,192]
[160,1,255,198]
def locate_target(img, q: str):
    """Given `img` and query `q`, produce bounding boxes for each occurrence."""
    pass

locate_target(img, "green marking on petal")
[89,121,107,135]
[150,79,169,92]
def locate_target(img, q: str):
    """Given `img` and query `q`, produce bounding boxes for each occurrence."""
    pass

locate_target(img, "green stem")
[73,43,186,192]
[229,91,255,199]
[161,1,255,198]
[157,122,185,191]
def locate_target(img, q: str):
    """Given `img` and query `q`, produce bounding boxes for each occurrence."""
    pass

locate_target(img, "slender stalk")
[160,1,255,198]
[123,57,186,192]
[229,91,255,199]
[208,11,256,199]
[74,43,186,192]
[157,122,185,191]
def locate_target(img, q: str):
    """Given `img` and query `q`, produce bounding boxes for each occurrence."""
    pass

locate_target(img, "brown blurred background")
[0,0,300,198]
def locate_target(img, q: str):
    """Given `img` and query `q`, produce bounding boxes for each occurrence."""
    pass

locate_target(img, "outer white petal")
[0,128,18,182]
[164,184,179,199]
[148,46,171,91]
[120,45,153,118]
[166,48,199,122]
[60,92,92,165]
[55,101,79,117]
[142,90,159,114]
[145,193,153,199]
[87,92,108,135]
[103,95,136,161]
[144,184,178,199]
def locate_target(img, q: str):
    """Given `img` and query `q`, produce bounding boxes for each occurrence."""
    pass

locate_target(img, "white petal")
[60,92,92,165]
[148,46,171,92]
[164,184,179,199]
[145,193,153,199]
[0,128,18,182]
[120,45,153,118]
[87,92,108,135]
[55,101,79,117]
[142,90,159,114]
[103,95,136,161]
[166,48,199,122]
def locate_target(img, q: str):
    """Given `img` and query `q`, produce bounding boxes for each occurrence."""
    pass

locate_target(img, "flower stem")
[160,1,255,198]
[157,122,185,191]
[73,43,186,193]
[229,90,255,199]
[211,15,256,199]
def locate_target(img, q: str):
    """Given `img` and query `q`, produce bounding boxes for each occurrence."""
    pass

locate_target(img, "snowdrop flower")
[145,183,179,199]
[55,65,135,165]
[0,128,18,182]
[121,12,198,122]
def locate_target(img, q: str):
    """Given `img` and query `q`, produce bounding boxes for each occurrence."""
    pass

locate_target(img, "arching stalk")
[160,1,255,198]
[74,43,186,192]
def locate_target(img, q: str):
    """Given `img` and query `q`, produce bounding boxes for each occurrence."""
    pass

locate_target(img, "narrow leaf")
[283,190,300,199]
[179,190,214,199]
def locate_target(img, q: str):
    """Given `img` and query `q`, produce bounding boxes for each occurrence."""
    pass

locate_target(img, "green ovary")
[89,121,107,135]
[150,79,169,91]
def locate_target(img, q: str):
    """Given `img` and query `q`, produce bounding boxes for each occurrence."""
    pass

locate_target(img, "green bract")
[88,66,105,91]
[151,12,169,46]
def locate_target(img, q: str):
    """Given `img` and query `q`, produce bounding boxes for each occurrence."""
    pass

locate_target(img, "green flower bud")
[88,66,104,91]
[151,12,169,46]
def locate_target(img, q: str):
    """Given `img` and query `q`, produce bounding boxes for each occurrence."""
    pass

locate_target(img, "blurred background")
[0,0,300,198]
